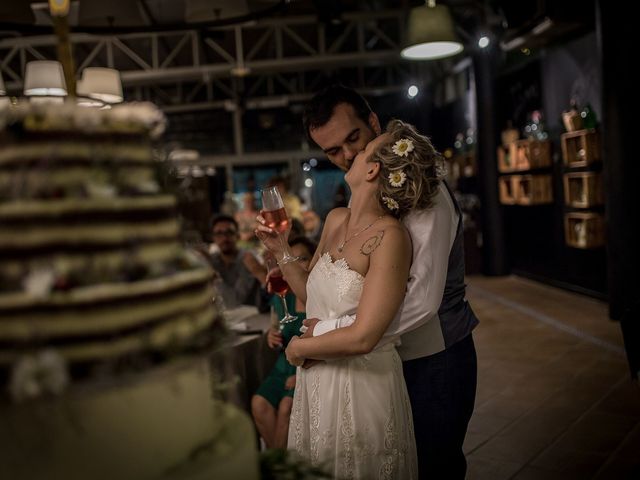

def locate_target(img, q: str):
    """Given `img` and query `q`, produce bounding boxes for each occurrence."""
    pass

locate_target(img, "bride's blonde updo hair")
[371,119,443,218]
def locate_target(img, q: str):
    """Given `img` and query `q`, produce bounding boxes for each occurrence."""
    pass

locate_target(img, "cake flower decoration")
[382,195,399,211]
[388,169,407,188]
[8,350,69,402]
[23,268,55,298]
[392,138,414,157]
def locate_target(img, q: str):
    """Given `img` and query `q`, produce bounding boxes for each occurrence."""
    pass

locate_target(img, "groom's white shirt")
[312,182,459,360]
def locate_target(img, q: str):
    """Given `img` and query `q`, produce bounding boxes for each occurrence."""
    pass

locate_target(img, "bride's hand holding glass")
[256,186,298,264]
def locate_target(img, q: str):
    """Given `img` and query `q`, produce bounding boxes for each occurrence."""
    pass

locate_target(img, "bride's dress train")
[288,253,417,479]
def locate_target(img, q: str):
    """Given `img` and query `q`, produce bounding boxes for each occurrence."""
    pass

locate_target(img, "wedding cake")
[0,100,259,480]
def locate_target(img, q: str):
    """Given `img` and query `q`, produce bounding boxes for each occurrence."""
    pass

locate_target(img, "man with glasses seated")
[209,214,267,310]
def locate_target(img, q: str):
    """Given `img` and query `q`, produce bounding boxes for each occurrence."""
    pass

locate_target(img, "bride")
[256,120,442,479]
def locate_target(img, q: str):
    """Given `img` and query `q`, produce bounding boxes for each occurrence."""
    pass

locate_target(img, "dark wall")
[496,31,607,297]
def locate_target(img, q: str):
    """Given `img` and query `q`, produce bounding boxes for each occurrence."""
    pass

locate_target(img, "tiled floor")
[464,275,640,480]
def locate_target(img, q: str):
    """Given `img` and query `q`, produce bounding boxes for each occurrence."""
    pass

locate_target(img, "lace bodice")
[306,252,365,321]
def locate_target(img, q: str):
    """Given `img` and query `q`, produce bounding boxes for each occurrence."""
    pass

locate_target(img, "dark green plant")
[259,449,332,480]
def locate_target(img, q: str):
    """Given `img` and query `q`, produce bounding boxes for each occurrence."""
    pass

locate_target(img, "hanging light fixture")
[401,0,463,61]
[77,67,123,104]
[184,0,249,23]
[78,0,146,27]
[23,60,68,97]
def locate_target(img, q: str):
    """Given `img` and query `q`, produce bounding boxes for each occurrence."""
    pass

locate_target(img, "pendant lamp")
[77,67,123,104]
[401,0,463,60]
[23,61,68,97]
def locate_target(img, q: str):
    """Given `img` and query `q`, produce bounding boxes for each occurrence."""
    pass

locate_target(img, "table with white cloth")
[216,306,279,414]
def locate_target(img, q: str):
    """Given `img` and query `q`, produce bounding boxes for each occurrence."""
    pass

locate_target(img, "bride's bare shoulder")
[324,207,350,227]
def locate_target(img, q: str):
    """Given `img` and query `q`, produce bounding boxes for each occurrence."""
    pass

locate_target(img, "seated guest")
[209,214,266,309]
[251,237,316,449]
[235,192,260,248]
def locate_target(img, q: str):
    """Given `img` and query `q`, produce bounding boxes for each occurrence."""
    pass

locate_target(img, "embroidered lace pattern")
[317,253,364,303]
[339,381,355,479]
[310,369,321,465]
[292,374,304,452]
[380,404,398,480]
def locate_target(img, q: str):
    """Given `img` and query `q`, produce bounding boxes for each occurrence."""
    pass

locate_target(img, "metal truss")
[1,9,430,109]
[0,8,438,180]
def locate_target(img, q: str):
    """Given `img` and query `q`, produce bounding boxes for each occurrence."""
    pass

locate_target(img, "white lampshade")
[24,61,68,96]
[0,71,6,96]
[78,67,123,104]
[401,2,464,60]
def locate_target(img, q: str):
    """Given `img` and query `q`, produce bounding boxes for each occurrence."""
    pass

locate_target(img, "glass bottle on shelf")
[562,98,583,132]
[580,103,598,129]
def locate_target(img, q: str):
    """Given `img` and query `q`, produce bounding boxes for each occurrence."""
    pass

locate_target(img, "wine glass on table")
[260,185,298,265]
[266,256,298,324]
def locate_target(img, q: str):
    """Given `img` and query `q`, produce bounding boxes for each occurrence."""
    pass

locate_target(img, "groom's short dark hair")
[303,84,373,141]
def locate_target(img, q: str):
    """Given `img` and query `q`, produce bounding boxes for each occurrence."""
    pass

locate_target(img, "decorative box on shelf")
[498,139,551,172]
[499,174,553,205]
[564,212,605,249]
[497,144,517,173]
[514,139,552,170]
[514,174,553,205]
[563,172,604,208]
[561,129,600,167]
[498,175,518,204]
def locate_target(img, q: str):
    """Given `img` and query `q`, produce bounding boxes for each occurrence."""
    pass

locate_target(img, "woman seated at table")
[250,237,316,449]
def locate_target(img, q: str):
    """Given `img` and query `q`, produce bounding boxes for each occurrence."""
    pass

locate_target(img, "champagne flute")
[266,257,298,324]
[260,185,298,265]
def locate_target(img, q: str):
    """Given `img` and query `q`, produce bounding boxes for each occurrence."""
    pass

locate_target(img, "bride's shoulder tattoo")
[360,230,385,256]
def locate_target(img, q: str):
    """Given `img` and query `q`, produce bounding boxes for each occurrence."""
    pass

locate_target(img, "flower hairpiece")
[392,138,414,157]
[388,169,407,188]
[382,195,399,211]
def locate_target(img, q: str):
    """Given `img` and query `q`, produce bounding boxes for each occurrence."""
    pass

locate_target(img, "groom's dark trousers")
[403,333,477,480]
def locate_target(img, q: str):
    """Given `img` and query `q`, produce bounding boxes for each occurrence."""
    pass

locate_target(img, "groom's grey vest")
[438,181,479,349]
[397,181,478,360]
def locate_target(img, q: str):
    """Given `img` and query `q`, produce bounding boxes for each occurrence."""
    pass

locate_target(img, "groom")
[301,85,479,479]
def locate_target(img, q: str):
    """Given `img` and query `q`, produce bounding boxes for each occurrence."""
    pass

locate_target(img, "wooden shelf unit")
[498,139,552,172]
[564,212,605,249]
[499,174,553,205]
[563,172,604,208]
[561,129,600,167]
[499,175,518,204]
[515,174,553,205]
[497,144,517,173]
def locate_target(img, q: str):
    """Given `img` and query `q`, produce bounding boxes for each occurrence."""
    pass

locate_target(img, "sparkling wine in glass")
[260,186,298,264]
[266,260,298,324]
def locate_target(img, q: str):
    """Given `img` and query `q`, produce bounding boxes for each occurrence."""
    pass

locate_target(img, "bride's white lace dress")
[288,253,418,479]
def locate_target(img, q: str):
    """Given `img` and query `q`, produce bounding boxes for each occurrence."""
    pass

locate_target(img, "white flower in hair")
[392,138,414,157]
[388,170,407,188]
[382,195,399,211]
